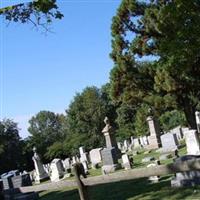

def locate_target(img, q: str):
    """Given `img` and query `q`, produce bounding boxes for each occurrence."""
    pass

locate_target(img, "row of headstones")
[37,145,134,183]
[117,125,188,154]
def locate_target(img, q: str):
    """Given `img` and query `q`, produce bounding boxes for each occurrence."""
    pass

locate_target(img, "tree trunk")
[182,99,197,129]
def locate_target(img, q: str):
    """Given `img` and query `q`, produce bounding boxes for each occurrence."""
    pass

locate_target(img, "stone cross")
[102,117,116,148]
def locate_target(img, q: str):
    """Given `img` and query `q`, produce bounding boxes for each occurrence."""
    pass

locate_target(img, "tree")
[28,111,65,162]
[65,86,115,153]
[0,119,22,174]
[115,103,136,140]
[0,0,63,31]
[159,110,187,132]
[110,0,200,129]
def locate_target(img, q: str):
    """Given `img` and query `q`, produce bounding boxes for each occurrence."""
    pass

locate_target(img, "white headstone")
[80,153,89,163]
[161,133,178,152]
[121,154,131,170]
[133,138,141,148]
[79,146,85,155]
[50,159,64,182]
[82,161,89,174]
[89,148,102,168]
[169,126,183,141]
[185,130,200,155]
[63,158,71,170]
[195,111,200,133]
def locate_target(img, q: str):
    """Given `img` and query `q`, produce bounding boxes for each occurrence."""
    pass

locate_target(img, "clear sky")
[0,0,121,138]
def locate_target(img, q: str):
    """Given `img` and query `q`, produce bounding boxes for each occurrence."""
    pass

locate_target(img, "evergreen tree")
[110,0,200,129]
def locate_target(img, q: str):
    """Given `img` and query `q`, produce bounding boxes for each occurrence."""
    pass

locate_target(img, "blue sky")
[0,0,121,138]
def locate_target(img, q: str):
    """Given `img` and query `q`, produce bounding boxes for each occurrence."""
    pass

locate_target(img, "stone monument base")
[35,174,49,184]
[102,164,120,175]
[101,147,119,174]
[146,135,161,150]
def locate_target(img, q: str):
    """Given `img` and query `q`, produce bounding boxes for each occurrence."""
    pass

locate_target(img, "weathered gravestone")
[121,154,132,170]
[133,138,141,149]
[63,158,71,172]
[169,126,183,141]
[185,130,200,155]
[195,111,200,133]
[101,117,120,174]
[50,159,64,182]
[161,133,178,153]
[32,147,49,183]
[146,111,161,150]
[79,146,89,164]
[89,148,102,169]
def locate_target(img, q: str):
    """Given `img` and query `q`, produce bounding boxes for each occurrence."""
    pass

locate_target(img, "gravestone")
[89,148,102,168]
[32,147,49,183]
[123,140,129,152]
[146,111,161,150]
[63,158,71,173]
[169,126,183,141]
[133,138,141,149]
[11,174,32,188]
[117,142,122,150]
[81,161,89,174]
[181,127,190,138]
[185,130,200,155]
[161,133,178,152]
[101,117,120,174]
[195,111,200,133]
[50,159,64,182]
[79,146,89,164]
[142,136,149,146]
[79,146,85,155]
[121,154,131,170]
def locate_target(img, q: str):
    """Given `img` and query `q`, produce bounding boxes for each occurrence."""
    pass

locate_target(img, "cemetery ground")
[39,177,200,200]
[39,143,200,200]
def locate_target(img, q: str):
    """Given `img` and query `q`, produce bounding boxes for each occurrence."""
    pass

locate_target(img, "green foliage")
[110,0,200,129]
[46,142,65,160]
[0,0,63,31]
[115,104,136,140]
[0,119,22,173]
[159,110,187,132]
[134,104,149,136]
[28,111,65,162]
[65,86,109,151]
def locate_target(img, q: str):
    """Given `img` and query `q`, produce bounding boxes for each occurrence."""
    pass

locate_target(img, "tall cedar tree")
[110,0,200,128]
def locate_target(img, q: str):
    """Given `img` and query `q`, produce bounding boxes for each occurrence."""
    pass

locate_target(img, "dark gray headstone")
[101,147,118,165]
[11,174,32,188]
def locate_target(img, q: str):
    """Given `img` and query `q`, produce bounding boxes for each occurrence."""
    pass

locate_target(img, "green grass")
[39,175,200,200]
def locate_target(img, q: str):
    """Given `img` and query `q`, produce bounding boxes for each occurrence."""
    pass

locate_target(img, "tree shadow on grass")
[39,189,79,200]
[39,176,200,200]
[89,176,200,200]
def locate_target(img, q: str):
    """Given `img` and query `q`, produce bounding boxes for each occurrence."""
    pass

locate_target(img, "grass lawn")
[39,175,200,200]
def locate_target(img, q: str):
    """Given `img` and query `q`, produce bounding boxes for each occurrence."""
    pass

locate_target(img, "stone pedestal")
[146,116,161,150]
